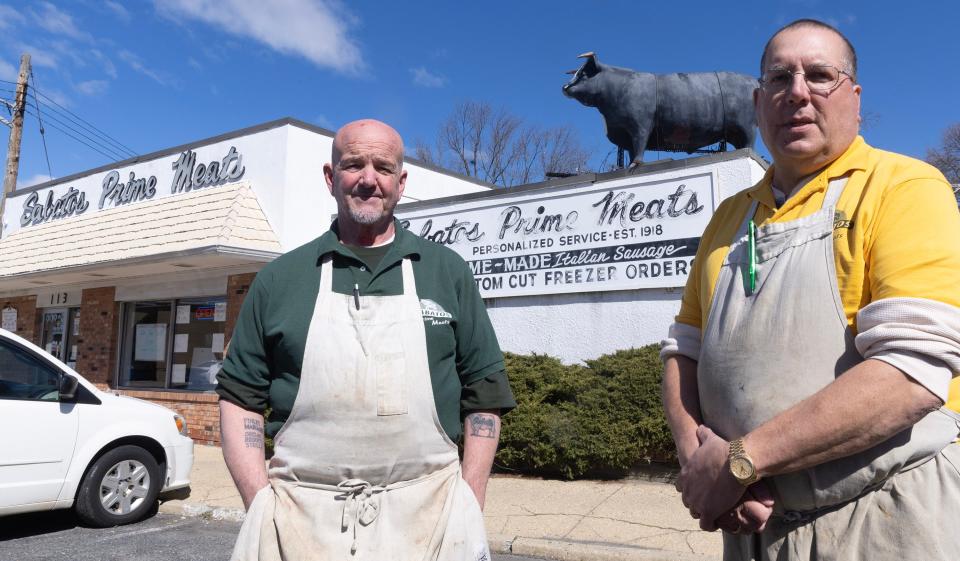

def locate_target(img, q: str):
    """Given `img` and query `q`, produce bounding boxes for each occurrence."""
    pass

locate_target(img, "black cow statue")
[563,52,757,167]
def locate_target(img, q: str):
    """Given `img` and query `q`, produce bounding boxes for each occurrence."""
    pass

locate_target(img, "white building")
[397,149,767,363]
[0,117,493,444]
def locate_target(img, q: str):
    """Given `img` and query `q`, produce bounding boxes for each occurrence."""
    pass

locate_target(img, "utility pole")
[0,53,30,238]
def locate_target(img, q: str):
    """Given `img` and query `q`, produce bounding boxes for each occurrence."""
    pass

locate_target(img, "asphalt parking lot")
[0,511,543,561]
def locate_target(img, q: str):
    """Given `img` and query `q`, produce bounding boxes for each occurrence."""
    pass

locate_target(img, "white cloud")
[91,49,118,79]
[104,0,132,23]
[0,58,17,81]
[35,86,71,108]
[18,173,54,188]
[76,79,108,95]
[154,0,364,74]
[410,66,447,88]
[32,2,93,42]
[187,56,202,70]
[315,114,334,129]
[17,45,58,69]
[0,4,26,29]
[118,50,178,87]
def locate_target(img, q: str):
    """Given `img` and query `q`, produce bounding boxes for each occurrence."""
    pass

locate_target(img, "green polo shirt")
[217,220,515,441]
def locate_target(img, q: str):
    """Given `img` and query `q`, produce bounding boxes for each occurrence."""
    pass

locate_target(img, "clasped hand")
[677,425,774,533]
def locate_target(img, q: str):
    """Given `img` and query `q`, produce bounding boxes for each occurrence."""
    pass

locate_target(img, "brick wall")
[112,389,221,445]
[225,273,256,345]
[2,295,39,344]
[74,275,263,448]
[75,287,121,386]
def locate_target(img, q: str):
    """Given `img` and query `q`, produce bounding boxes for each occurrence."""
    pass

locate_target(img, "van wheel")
[75,445,162,527]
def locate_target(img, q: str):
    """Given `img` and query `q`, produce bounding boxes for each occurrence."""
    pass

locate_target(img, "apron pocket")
[375,352,408,416]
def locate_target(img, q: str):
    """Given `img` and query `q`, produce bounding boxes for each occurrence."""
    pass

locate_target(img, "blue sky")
[1,0,958,188]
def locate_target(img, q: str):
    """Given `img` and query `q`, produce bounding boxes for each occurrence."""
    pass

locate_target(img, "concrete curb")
[161,504,717,561]
[159,500,246,522]
[489,535,717,561]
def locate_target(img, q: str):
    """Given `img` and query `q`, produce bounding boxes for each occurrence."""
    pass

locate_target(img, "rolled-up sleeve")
[216,272,272,412]
[857,175,960,401]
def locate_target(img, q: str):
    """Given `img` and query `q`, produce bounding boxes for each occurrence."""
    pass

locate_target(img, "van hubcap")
[100,460,150,515]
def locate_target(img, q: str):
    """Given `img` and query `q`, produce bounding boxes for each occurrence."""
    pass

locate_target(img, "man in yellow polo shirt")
[661,18,960,561]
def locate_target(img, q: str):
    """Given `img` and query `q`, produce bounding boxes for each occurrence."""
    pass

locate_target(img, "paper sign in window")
[172,364,187,384]
[176,305,191,324]
[174,333,189,353]
[134,324,167,362]
[211,333,224,353]
[214,302,227,322]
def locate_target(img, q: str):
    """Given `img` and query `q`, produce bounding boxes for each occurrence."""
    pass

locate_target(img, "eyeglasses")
[759,64,854,92]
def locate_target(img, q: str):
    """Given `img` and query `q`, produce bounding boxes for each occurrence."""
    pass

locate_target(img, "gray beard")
[348,206,385,225]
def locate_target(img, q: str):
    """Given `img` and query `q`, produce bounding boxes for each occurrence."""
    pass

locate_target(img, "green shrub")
[495,345,676,479]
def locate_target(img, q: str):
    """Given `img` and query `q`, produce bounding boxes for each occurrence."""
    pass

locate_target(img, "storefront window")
[118,297,226,391]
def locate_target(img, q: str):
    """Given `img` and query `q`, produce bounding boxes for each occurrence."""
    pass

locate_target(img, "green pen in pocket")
[748,220,757,293]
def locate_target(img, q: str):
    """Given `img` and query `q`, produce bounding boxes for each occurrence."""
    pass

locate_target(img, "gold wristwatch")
[728,437,759,486]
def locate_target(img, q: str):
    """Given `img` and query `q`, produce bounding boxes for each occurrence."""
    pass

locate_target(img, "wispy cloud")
[118,50,178,87]
[315,114,334,129]
[410,66,447,88]
[76,79,108,96]
[187,56,202,70]
[0,4,26,29]
[104,0,132,23]
[154,0,365,74]
[0,58,17,81]
[31,2,93,42]
[17,45,58,69]
[91,49,118,79]
[18,173,54,188]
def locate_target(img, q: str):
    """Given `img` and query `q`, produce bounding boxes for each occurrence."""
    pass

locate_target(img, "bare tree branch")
[926,123,960,185]
[427,100,593,187]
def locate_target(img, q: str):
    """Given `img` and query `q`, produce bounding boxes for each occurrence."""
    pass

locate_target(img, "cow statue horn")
[577,52,596,59]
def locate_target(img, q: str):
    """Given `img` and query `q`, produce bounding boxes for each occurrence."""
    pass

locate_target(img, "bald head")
[761,19,857,80]
[331,119,405,168]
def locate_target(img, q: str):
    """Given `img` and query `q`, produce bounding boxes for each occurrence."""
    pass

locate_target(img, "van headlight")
[174,414,188,436]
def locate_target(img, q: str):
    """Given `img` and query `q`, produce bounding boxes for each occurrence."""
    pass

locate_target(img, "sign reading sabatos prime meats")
[399,172,714,297]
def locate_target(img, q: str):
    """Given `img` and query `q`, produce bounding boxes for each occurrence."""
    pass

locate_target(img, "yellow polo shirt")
[677,137,960,412]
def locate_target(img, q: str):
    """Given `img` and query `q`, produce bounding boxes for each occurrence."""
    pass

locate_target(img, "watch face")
[730,457,755,480]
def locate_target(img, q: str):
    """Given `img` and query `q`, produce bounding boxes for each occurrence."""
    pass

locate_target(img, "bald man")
[217,119,515,561]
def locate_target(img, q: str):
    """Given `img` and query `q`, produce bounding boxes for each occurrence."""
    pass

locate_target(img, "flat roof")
[398,147,769,212]
[13,117,494,196]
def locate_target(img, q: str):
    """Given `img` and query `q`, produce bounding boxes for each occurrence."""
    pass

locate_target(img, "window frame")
[115,296,226,393]
[0,336,65,403]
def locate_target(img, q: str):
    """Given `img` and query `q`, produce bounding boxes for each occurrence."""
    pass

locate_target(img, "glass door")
[65,308,81,369]
[40,309,68,362]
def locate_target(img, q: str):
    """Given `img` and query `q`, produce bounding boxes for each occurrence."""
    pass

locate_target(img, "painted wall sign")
[15,146,246,229]
[399,172,715,297]
[20,187,90,227]
[171,146,245,194]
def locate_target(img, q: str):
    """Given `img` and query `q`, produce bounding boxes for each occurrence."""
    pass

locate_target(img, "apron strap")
[319,254,334,294]
[400,258,417,297]
[734,200,760,240]
[823,176,849,208]
[336,479,384,554]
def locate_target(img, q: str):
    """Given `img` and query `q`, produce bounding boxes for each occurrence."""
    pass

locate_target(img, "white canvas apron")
[698,178,960,560]
[231,257,490,561]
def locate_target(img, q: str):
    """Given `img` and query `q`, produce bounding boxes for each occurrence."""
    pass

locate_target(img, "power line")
[22,100,130,161]
[30,88,137,157]
[22,90,137,158]
[29,68,53,178]
[23,106,127,162]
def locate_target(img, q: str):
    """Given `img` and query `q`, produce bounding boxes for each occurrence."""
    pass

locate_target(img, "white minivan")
[0,328,193,526]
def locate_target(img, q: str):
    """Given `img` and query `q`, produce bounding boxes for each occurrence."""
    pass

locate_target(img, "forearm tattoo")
[466,413,498,439]
[243,418,264,449]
